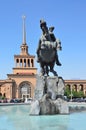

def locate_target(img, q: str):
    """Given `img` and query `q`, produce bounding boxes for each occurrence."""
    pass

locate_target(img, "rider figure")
[36,19,61,66]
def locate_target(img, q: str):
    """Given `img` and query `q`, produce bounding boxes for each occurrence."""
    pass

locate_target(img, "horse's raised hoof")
[56,62,61,66]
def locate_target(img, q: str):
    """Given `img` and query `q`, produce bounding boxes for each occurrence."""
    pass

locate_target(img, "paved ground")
[0,102,86,106]
[0,103,31,106]
[68,102,86,106]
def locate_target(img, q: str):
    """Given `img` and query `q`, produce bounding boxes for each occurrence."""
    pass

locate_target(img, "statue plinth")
[30,75,69,115]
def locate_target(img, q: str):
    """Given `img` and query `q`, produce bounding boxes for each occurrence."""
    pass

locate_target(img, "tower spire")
[20,15,28,55]
[22,15,26,44]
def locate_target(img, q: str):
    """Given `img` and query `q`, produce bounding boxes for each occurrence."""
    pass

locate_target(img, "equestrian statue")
[36,19,62,76]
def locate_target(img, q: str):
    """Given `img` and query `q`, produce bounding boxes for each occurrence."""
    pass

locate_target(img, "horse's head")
[56,39,62,51]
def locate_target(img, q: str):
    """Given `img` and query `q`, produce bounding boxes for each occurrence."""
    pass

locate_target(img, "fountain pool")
[0,105,86,130]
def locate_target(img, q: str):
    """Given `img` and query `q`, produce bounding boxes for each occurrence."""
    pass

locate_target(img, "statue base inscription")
[30,75,69,115]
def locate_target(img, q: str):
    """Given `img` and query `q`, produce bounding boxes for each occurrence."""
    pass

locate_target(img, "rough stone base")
[30,75,69,115]
[30,95,69,115]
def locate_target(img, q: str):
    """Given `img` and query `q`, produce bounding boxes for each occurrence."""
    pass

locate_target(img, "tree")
[64,85,84,98]
[64,86,71,98]
[72,90,84,98]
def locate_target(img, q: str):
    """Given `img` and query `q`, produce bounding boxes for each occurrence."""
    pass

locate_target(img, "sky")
[0,0,86,80]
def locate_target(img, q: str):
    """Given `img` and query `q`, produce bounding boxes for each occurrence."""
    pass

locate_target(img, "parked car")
[72,98,85,102]
[10,98,21,103]
[2,98,8,103]
[0,98,8,103]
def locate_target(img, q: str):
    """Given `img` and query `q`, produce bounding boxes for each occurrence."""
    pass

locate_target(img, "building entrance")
[20,82,31,99]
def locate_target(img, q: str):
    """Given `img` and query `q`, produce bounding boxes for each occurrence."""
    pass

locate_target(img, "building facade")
[0,16,37,100]
[64,79,86,100]
[65,80,86,95]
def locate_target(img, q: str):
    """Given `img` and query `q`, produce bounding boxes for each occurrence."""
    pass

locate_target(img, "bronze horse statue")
[36,20,62,76]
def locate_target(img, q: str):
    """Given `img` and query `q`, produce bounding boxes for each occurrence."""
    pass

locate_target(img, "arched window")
[73,84,77,92]
[3,93,6,97]
[0,93,2,97]
[80,84,83,91]
[66,84,71,90]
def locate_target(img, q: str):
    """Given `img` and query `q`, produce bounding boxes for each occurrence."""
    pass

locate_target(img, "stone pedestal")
[30,75,69,115]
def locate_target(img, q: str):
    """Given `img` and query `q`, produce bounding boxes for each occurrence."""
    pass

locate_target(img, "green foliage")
[72,90,84,98]
[64,85,84,98]
[64,86,71,98]
[0,96,5,100]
